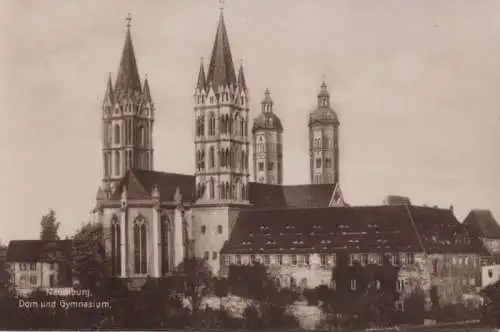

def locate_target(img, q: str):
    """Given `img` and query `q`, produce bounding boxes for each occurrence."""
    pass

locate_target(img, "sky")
[0,0,499,242]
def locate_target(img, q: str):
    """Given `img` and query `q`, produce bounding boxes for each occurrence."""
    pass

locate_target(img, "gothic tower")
[308,80,339,185]
[193,10,250,205]
[101,17,154,191]
[252,89,283,184]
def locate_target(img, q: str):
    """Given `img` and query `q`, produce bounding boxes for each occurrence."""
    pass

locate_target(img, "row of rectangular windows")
[221,254,337,266]
[19,263,56,271]
[348,253,415,266]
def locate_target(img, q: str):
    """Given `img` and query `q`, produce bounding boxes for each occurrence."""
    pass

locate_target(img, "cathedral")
[93,9,484,303]
[93,9,345,278]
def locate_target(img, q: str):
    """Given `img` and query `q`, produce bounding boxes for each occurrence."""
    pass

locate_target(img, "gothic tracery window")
[133,217,148,274]
[209,177,215,199]
[111,215,121,275]
[209,146,215,168]
[115,151,120,177]
[114,124,121,145]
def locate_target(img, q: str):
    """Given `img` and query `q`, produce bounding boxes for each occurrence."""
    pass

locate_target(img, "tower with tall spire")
[252,89,284,184]
[308,80,340,185]
[101,16,154,191]
[193,9,250,205]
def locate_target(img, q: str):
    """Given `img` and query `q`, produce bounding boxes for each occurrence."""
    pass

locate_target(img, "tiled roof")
[463,209,500,239]
[408,206,488,254]
[110,169,196,202]
[6,240,72,263]
[109,170,335,210]
[221,205,487,255]
[252,112,283,132]
[248,183,336,209]
[206,12,237,91]
[114,27,142,101]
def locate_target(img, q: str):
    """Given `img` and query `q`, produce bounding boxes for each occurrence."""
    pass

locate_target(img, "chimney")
[449,205,454,213]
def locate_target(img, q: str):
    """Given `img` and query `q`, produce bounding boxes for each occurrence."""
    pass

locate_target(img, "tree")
[320,253,401,330]
[175,258,213,319]
[72,221,107,292]
[40,209,60,240]
[481,280,500,327]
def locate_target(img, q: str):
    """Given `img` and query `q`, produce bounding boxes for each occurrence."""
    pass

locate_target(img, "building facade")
[6,240,72,294]
[308,81,340,185]
[252,89,284,185]
[92,9,488,312]
[94,10,344,278]
[101,20,154,191]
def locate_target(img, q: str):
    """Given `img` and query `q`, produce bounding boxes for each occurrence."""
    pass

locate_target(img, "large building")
[94,10,346,278]
[92,8,488,309]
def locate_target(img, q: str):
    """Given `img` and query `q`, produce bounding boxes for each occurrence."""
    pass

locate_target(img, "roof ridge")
[404,205,426,252]
[129,169,149,197]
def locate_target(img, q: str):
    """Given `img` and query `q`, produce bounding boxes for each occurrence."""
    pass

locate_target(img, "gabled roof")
[248,183,337,209]
[222,206,423,255]
[463,209,500,239]
[108,170,337,210]
[114,26,142,100]
[221,205,488,255]
[110,169,196,202]
[6,240,72,263]
[206,11,237,90]
[407,206,487,254]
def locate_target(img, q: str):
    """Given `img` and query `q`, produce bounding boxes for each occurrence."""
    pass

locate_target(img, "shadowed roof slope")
[248,183,336,209]
[463,209,500,239]
[7,240,72,263]
[222,205,488,255]
[408,206,488,254]
[114,26,142,100]
[110,169,196,202]
[206,12,237,90]
[109,171,336,209]
[222,206,423,254]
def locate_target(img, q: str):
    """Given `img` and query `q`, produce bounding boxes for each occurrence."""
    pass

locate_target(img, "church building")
[92,9,487,309]
[93,10,344,279]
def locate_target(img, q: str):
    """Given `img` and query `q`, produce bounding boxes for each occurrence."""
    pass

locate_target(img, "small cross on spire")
[219,0,225,12]
[126,13,132,29]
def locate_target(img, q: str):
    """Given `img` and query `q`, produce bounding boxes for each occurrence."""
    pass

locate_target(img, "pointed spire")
[196,57,206,91]
[237,60,247,92]
[206,9,237,91]
[143,74,152,101]
[104,73,114,102]
[115,14,142,101]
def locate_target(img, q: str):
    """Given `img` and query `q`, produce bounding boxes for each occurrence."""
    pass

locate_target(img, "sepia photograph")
[0,0,499,330]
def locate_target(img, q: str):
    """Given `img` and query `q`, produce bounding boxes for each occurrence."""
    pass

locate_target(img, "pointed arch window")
[209,146,215,168]
[209,177,215,199]
[110,215,121,276]
[104,153,109,177]
[114,124,121,145]
[225,182,230,200]
[133,217,148,274]
[115,151,121,177]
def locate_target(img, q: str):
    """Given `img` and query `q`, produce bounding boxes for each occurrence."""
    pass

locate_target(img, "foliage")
[71,221,107,292]
[174,257,213,317]
[481,280,500,327]
[319,253,401,329]
[39,209,60,241]
[227,263,279,301]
